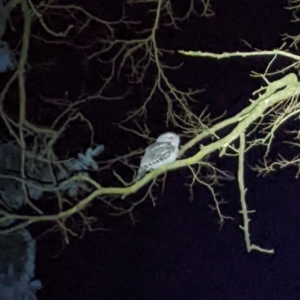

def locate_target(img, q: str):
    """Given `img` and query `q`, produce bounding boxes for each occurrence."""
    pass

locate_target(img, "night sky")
[3,0,300,299]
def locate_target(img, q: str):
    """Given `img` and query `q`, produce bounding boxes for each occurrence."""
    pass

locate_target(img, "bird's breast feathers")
[140,142,178,170]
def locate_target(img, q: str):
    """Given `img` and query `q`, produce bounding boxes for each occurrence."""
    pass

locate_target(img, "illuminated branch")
[2,0,299,255]
[1,73,298,240]
[238,132,274,254]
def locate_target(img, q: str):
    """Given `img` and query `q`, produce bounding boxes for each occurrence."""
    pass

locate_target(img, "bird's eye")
[168,135,173,140]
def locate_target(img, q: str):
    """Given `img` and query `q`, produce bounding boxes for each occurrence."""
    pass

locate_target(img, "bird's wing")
[134,142,177,181]
[140,142,176,166]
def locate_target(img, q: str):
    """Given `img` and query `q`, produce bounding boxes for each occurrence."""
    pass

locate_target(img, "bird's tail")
[134,168,146,182]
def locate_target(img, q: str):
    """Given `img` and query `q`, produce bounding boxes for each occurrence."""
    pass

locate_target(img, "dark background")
[3,0,300,299]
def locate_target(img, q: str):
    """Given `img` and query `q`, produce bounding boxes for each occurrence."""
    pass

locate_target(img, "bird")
[135,132,180,181]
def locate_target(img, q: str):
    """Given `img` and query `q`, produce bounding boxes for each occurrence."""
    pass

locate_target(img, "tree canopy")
[0,0,300,255]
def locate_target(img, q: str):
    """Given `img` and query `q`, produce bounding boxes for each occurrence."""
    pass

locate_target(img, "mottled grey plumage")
[135,132,180,181]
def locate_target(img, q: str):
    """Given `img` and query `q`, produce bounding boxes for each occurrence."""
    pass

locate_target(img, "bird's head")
[156,132,180,147]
